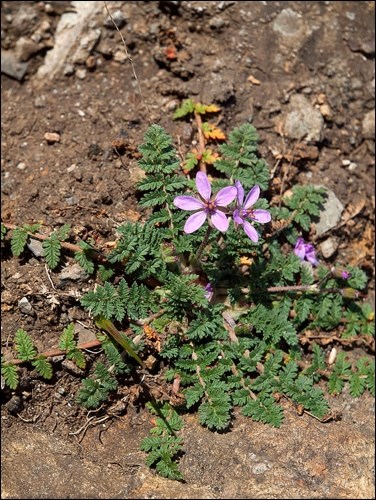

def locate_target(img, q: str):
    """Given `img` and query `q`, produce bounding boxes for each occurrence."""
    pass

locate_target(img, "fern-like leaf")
[42,235,61,269]
[32,356,53,379]
[15,329,37,361]
[1,362,19,389]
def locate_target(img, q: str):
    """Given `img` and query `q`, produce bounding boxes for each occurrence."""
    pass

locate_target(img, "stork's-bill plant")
[1,119,373,482]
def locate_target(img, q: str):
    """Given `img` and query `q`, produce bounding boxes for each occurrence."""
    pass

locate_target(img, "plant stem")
[189,224,213,268]
[194,111,207,173]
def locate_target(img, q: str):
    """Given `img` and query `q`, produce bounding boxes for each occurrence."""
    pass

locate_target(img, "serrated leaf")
[42,236,61,269]
[23,223,41,233]
[201,148,219,164]
[67,349,86,369]
[1,224,7,240]
[55,223,71,241]
[11,228,28,257]
[349,372,366,397]
[173,99,195,119]
[59,324,76,351]
[183,152,199,172]
[32,356,53,379]
[1,363,19,390]
[194,102,221,115]
[15,329,37,361]
[201,122,226,141]
[74,248,95,274]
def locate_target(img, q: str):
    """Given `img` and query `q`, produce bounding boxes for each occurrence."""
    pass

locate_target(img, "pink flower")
[173,172,237,234]
[233,181,271,242]
[204,282,214,301]
[294,237,318,266]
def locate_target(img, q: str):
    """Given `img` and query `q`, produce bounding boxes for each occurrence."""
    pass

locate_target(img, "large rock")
[283,94,324,143]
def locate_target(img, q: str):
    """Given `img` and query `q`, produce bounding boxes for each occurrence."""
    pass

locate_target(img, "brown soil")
[1,1,375,498]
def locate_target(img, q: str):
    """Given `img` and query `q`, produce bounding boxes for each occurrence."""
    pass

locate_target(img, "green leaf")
[349,372,366,397]
[42,235,61,269]
[59,324,76,351]
[198,390,232,430]
[1,362,19,390]
[184,384,205,408]
[242,396,284,427]
[32,356,53,379]
[75,242,95,274]
[1,223,7,241]
[173,98,195,119]
[67,349,86,369]
[15,329,37,361]
[55,223,71,241]
[11,227,28,257]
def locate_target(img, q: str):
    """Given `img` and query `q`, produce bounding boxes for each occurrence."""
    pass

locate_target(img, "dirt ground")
[1,1,375,498]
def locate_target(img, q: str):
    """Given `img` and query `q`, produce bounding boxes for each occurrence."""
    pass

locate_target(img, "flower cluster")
[293,237,319,266]
[173,172,271,242]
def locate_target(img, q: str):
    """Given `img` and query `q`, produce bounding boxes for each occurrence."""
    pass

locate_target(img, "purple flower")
[330,266,352,279]
[173,172,237,234]
[294,237,319,266]
[233,181,271,242]
[204,282,214,301]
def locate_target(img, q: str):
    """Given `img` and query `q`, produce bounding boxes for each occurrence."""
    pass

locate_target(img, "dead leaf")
[341,199,366,223]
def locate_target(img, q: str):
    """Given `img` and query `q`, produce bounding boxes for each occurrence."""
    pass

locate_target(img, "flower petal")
[243,220,259,242]
[196,172,211,201]
[233,209,244,225]
[243,185,260,209]
[294,238,306,259]
[215,186,237,207]
[211,211,230,232]
[204,283,214,301]
[252,209,271,223]
[184,211,207,233]
[305,245,318,266]
[235,180,244,205]
[174,196,205,211]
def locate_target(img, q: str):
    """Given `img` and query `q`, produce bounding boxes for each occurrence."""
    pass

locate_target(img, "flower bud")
[340,288,360,299]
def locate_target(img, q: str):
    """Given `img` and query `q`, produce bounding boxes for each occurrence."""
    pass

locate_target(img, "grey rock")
[61,358,85,377]
[1,50,28,81]
[75,68,87,80]
[314,186,344,236]
[15,37,43,62]
[27,239,44,258]
[320,237,339,259]
[283,94,324,143]
[201,72,235,105]
[37,2,103,81]
[209,16,226,30]
[103,10,127,29]
[273,8,303,37]
[18,297,35,316]
[362,109,375,139]
[75,324,96,345]
[63,63,75,76]
[71,29,101,65]
[59,263,88,282]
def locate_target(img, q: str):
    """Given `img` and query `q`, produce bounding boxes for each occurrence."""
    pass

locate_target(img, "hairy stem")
[194,111,207,173]
[189,224,213,268]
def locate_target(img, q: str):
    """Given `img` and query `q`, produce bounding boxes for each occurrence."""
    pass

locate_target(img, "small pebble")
[320,237,338,259]
[44,132,60,144]
[103,10,126,29]
[75,68,87,80]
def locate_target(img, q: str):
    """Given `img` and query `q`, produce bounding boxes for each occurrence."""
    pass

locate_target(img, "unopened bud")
[340,287,360,299]
[331,266,351,280]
